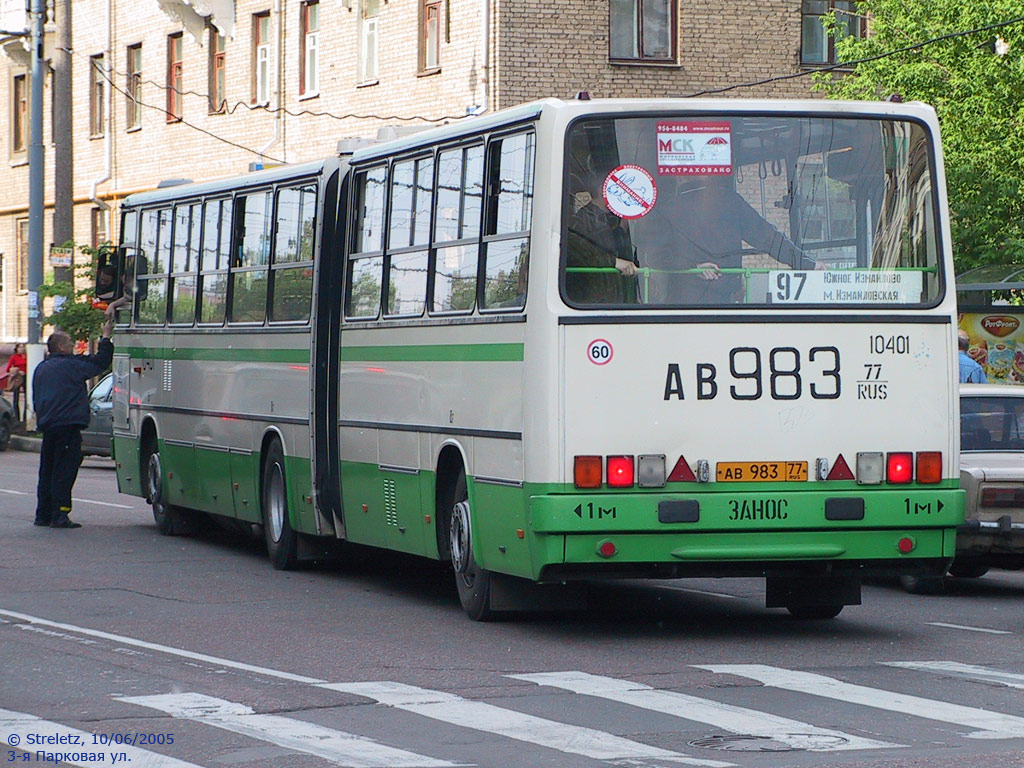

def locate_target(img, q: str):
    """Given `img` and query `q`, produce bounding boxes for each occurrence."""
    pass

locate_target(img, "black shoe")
[33,519,51,527]
[50,520,82,529]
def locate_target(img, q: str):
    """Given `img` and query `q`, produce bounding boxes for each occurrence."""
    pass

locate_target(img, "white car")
[902,384,1024,592]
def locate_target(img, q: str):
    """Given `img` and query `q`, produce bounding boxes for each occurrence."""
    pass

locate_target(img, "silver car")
[81,372,113,457]
[902,384,1024,592]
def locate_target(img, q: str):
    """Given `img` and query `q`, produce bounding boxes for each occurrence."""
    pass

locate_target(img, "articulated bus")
[104,98,964,620]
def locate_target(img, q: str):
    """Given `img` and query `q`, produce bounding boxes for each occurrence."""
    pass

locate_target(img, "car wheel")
[899,574,944,594]
[0,415,10,451]
[948,560,989,579]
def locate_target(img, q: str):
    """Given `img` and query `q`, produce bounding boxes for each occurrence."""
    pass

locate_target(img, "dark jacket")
[32,338,113,431]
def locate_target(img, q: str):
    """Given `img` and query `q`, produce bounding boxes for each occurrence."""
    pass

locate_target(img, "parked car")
[81,372,113,457]
[0,394,12,451]
[901,383,1024,593]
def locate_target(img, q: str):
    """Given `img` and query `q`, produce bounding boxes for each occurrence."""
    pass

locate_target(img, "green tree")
[815,2,1024,272]
[38,243,111,342]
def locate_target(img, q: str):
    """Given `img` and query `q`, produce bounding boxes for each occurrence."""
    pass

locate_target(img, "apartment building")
[0,0,863,342]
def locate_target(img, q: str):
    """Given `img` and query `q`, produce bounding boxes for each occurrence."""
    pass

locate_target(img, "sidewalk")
[10,433,41,452]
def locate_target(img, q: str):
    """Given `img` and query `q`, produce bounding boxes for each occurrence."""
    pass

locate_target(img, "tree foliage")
[38,243,110,342]
[815,2,1024,272]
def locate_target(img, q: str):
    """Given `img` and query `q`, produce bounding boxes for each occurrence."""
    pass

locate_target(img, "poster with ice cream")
[960,312,1024,385]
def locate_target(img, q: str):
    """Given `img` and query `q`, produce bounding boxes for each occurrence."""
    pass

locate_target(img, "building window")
[12,73,28,153]
[89,54,106,137]
[609,0,675,62]
[16,218,29,292]
[300,2,319,95]
[126,44,142,129]
[802,1,865,65]
[360,0,379,82]
[91,208,108,249]
[420,0,441,72]
[167,33,183,121]
[252,12,271,105]
[209,28,226,112]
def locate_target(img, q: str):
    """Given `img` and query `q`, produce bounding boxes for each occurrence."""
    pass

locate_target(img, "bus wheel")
[786,604,844,620]
[262,440,297,570]
[899,574,944,595]
[449,472,493,621]
[144,445,189,535]
[948,560,989,579]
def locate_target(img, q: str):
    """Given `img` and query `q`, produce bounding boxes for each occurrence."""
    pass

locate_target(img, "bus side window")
[481,131,534,310]
[198,198,230,325]
[136,209,168,325]
[230,190,272,323]
[270,184,316,323]
[431,144,482,314]
[345,165,386,320]
[385,156,431,317]
[170,203,199,325]
[117,210,139,325]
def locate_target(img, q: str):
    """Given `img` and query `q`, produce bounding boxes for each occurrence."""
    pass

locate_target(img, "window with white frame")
[609,0,675,62]
[300,1,319,95]
[420,0,441,72]
[252,12,271,104]
[89,54,106,136]
[360,0,380,82]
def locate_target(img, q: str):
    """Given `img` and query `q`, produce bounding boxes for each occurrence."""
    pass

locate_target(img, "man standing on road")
[958,329,988,384]
[32,302,121,528]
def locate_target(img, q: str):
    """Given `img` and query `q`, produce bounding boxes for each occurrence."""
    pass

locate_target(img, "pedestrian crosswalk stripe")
[0,708,203,768]
[118,693,457,768]
[322,681,734,767]
[882,661,1024,690]
[697,664,1024,739]
[507,671,897,752]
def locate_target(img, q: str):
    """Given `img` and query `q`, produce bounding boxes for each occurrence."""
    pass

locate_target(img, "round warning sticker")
[602,165,658,220]
[587,339,614,365]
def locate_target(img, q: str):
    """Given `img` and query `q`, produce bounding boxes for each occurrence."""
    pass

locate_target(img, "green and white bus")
[106,98,964,620]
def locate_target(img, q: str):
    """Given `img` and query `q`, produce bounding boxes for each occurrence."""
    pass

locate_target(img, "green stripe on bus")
[120,346,310,363]
[340,343,524,362]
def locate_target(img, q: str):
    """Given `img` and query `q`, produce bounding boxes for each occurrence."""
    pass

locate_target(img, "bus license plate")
[716,462,808,482]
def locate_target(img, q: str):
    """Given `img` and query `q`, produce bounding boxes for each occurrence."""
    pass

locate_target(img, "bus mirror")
[93,246,125,308]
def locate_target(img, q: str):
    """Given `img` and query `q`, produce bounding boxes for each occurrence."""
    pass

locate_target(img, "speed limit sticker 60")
[587,339,614,365]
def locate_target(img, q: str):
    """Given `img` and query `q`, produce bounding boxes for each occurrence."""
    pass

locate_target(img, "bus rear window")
[562,115,942,308]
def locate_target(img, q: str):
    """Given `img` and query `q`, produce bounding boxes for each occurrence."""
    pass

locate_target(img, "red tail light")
[574,456,602,489]
[606,456,634,487]
[916,452,942,484]
[887,452,913,484]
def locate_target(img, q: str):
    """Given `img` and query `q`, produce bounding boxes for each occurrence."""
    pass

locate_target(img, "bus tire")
[786,604,844,620]
[449,471,494,621]
[144,444,190,536]
[262,440,298,571]
[899,574,944,595]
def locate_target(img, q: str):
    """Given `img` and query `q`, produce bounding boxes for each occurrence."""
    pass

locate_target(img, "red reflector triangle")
[827,454,855,481]
[667,456,697,482]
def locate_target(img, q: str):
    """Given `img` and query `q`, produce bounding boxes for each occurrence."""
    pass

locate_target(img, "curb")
[10,435,42,453]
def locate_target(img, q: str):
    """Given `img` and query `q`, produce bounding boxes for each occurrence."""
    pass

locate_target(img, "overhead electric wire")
[684,14,1024,98]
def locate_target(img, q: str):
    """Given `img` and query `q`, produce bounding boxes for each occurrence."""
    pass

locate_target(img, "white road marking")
[0,609,325,684]
[119,693,456,768]
[0,488,30,495]
[925,622,1011,635]
[883,661,1024,690]
[508,671,896,752]
[698,664,1024,739]
[0,707,204,767]
[71,496,134,509]
[660,586,741,600]
[322,681,733,767]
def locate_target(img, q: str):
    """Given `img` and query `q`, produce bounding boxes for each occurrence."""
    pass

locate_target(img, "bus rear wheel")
[144,443,189,536]
[786,604,844,620]
[948,560,989,579]
[449,472,494,621]
[262,440,298,570]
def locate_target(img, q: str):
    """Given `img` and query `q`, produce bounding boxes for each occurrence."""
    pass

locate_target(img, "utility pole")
[53,0,72,280]
[25,0,47,428]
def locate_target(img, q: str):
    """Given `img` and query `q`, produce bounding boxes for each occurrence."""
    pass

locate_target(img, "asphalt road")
[1,448,1022,768]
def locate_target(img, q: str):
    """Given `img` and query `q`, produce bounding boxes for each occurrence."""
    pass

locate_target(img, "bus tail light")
[607,456,635,487]
[574,456,602,489]
[856,452,884,485]
[981,488,1024,507]
[916,452,942,484]
[887,452,913,484]
[897,536,916,554]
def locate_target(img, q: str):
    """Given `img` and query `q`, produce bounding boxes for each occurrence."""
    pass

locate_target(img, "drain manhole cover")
[689,733,850,752]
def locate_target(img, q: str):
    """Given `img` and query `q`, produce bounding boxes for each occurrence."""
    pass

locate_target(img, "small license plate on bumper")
[716,461,808,482]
